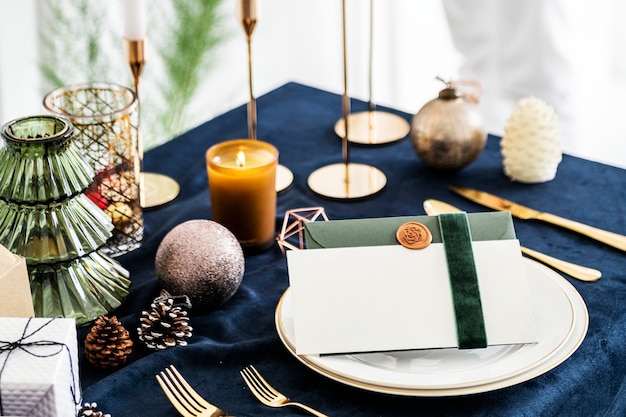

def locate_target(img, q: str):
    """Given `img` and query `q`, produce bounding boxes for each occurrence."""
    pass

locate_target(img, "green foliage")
[38,0,226,149]
[39,0,120,91]
[152,0,226,144]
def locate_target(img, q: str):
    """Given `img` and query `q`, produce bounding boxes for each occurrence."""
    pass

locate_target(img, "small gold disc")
[396,222,432,250]
[142,172,180,209]
[276,163,294,194]
[334,111,410,145]
[307,162,386,200]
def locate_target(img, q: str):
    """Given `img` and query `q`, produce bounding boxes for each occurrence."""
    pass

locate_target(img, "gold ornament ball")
[410,88,487,170]
[104,201,133,231]
[155,220,245,312]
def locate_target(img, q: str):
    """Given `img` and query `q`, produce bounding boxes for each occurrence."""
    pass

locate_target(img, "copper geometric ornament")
[276,207,329,255]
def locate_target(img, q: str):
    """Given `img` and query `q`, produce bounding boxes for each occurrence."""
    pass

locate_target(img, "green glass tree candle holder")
[0,115,131,325]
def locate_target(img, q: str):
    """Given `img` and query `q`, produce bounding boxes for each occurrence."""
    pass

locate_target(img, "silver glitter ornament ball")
[155,220,245,312]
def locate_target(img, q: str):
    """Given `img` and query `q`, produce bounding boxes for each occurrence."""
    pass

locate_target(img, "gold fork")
[240,365,329,417]
[156,365,232,417]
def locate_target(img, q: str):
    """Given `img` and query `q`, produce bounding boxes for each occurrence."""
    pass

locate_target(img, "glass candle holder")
[206,139,278,253]
[43,82,143,256]
[0,115,130,325]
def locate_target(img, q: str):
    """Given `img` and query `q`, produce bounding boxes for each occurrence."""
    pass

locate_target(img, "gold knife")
[423,199,602,282]
[450,185,626,252]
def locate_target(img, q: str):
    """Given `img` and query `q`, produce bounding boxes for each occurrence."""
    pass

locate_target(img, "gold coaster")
[142,172,180,209]
[334,111,410,145]
[307,162,386,200]
[276,164,294,194]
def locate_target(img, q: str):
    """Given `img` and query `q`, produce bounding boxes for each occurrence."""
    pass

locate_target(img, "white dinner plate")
[275,259,588,396]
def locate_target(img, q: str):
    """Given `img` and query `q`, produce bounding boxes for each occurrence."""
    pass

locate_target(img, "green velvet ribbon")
[438,212,488,349]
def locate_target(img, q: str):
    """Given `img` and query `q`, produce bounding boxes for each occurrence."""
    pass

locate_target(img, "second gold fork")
[240,365,329,417]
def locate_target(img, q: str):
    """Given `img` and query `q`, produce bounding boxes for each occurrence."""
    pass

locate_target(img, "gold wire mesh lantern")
[43,82,143,256]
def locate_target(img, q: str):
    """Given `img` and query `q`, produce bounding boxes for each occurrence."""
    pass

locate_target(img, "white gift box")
[0,245,34,318]
[0,318,80,417]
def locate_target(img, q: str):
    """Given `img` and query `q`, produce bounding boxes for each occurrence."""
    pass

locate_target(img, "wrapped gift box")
[0,245,34,318]
[0,318,80,417]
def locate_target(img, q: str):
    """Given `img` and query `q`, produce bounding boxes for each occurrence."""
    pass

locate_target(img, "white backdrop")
[0,0,624,167]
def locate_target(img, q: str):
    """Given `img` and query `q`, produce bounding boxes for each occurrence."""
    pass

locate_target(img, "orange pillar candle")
[206,139,278,252]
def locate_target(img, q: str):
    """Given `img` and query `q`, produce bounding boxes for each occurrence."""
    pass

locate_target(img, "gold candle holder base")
[334,110,410,145]
[140,169,180,210]
[142,172,180,208]
[307,162,386,200]
[276,163,294,194]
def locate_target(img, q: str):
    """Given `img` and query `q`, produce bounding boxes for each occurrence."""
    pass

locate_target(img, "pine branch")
[37,0,225,149]
[39,0,119,91]
[157,0,226,139]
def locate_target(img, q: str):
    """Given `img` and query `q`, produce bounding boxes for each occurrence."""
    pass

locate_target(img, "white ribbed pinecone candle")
[501,97,562,183]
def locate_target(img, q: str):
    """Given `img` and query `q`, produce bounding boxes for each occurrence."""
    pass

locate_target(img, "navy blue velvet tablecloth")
[80,82,626,417]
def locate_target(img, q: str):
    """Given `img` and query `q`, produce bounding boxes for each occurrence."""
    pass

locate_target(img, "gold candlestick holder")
[124,38,180,208]
[239,0,294,194]
[240,0,257,142]
[307,0,386,199]
[333,0,409,145]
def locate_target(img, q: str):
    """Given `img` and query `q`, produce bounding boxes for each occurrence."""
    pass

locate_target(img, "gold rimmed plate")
[275,258,588,396]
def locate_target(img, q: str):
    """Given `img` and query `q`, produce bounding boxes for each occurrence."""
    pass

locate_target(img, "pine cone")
[154,289,193,310]
[501,96,562,183]
[85,315,133,368]
[77,402,111,417]
[138,297,193,350]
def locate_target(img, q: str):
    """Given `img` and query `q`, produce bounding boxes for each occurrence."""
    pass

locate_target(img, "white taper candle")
[122,0,147,40]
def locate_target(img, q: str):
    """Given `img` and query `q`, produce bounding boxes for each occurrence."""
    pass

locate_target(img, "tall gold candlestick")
[239,0,257,38]
[307,0,386,200]
[367,0,375,113]
[239,0,258,140]
[341,0,351,193]
[341,0,350,170]
[333,0,410,145]
[124,38,180,209]
[238,0,293,193]
[124,38,145,93]
[124,38,146,210]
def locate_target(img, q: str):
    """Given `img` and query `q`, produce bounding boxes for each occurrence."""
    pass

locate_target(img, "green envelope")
[304,211,517,249]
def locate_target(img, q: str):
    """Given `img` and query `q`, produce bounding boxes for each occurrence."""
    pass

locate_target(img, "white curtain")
[443,0,625,165]
[1,0,624,166]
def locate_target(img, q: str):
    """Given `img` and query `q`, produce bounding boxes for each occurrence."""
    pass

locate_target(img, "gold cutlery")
[423,199,602,282]
[450,184,626,252]
[156,365,232,417]
[240,365,329,417]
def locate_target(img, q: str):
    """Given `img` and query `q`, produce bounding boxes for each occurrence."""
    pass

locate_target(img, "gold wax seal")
[396,222,432,250]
